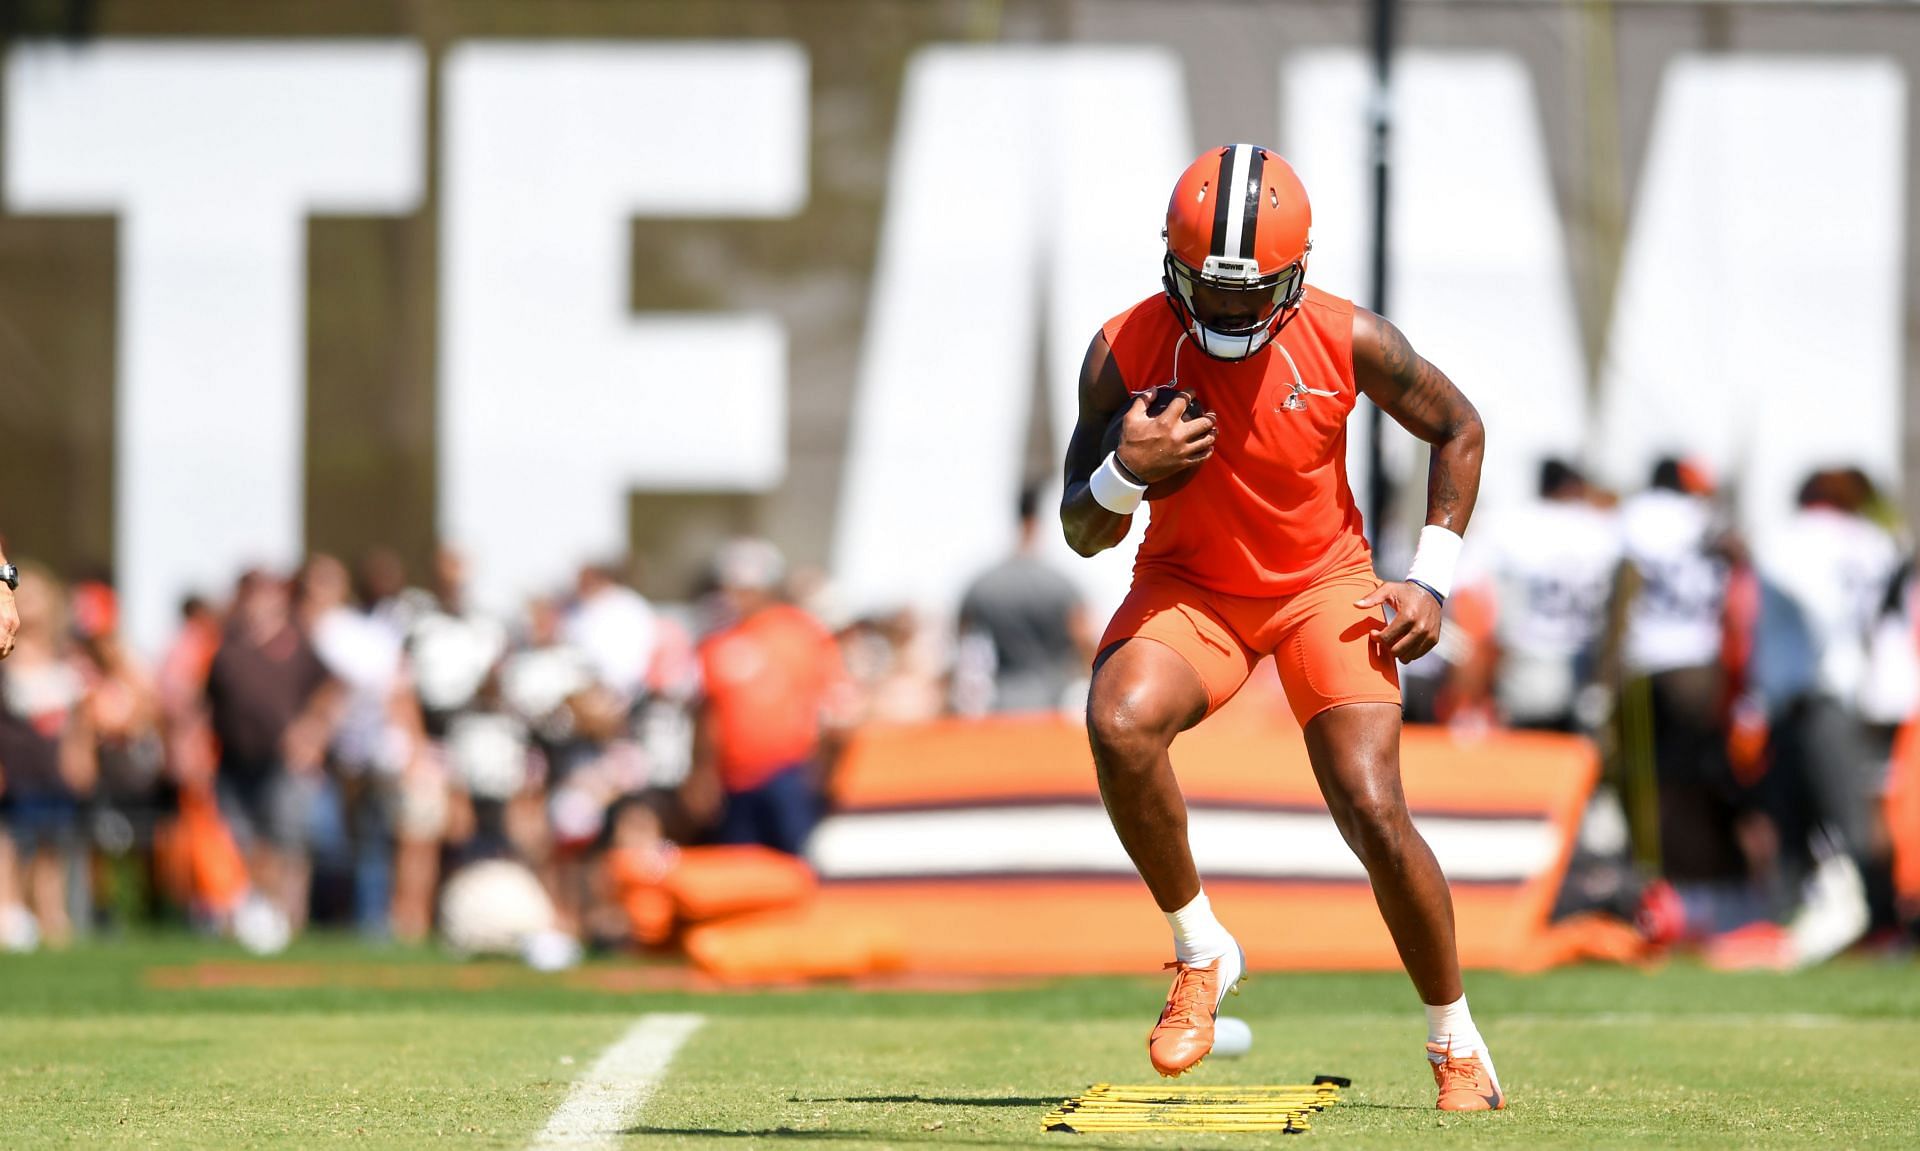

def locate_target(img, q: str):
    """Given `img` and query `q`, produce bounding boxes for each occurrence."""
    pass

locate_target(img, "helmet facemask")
[1161,243,1309,361]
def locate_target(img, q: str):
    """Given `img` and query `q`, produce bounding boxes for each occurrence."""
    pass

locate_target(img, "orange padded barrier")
[801,694,1598,975]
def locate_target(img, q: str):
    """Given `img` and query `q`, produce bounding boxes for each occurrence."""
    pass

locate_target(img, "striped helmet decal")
[1207,144,1267,261]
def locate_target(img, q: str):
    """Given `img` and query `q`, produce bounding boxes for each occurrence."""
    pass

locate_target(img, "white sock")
[1165,891,1234,965]
[1424,994,1488,1061]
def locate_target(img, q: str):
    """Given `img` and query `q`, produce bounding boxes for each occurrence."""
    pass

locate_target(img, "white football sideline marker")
[528,1012,706,1150]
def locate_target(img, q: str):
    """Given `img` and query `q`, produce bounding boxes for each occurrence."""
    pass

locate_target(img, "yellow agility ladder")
[1042,1076,1349,1134]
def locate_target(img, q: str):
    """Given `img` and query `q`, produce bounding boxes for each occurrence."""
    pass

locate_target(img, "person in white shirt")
[1461,460,1622,732]
[1756,468,1907,938]
[562,564,658,708]
[1611,458,1748,895]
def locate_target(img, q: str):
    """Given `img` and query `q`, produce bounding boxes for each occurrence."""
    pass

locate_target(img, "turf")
[1,939,1917,1149]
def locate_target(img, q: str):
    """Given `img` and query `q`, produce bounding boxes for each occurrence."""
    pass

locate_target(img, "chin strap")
[1169,330,1190,389]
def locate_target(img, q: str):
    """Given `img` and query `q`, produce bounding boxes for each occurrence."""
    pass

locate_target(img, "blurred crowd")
[1425,458,1920,962]
[1,462,1916,964]
[0,483,1089,956]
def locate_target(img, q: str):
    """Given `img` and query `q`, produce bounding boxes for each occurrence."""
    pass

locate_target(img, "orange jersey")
[699,604,845,793]
[1100,285,1370,597]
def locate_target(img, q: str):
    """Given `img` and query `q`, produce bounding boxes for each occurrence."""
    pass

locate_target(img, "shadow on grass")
[790,1095,1061,1108]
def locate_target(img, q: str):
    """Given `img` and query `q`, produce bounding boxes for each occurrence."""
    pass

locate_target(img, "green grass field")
[2,940,1917,1149]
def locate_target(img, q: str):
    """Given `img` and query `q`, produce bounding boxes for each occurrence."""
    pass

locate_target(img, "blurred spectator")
[1754,468,1906,940]
[0,564,97,947]
[205,570,340,938]
[409,548,509,737]
[498,596,592,754]
[152,595,243,925]
[300,555,406,781]
[394,548,509,941]
[71,580,165,930]
[157,597,223,788]
[635,602,701,796]
[841,608,949,725]
[683,539,849,855]
[498,594,613,932]
[564,563,657,706]
[1462,460,1622,732]
[954,485,1094,714]
[1610,458,1752,919]
[356,547,413,636]
[298,554,414,937]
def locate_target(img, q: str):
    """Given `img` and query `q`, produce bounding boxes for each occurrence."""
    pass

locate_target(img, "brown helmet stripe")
[1239,146,1267,259]
[1208,145,1234,257]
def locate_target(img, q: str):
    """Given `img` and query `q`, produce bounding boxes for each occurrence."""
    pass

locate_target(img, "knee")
[1334,783,1414,866]
[1086,684,1183,773]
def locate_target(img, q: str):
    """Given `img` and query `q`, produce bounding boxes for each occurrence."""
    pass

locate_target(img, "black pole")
[1365,0,1397,552]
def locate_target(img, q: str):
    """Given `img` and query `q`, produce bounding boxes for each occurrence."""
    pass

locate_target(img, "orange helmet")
[1162,144,1312,360]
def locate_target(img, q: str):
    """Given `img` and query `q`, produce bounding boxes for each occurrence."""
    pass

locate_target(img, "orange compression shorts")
[1098,554,1402,726]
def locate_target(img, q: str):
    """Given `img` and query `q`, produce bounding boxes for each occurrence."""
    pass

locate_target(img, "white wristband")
[1405,524,1464,599]
[1089,451,1147,515]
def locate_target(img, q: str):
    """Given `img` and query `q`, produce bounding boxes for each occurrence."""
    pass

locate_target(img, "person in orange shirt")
[1062,145,1498,1110]
[685,539,849,856]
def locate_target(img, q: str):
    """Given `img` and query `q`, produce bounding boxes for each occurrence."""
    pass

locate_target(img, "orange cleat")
[1429,1042,1506,1111]
[1147,946,1245,1077]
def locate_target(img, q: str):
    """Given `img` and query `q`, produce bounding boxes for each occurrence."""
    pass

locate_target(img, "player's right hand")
[1116,390,1217,484]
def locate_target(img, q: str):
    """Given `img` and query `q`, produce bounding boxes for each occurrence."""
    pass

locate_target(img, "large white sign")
[439,43,808,614]
[6,42,424,654]
[1285,50,1591,562]
[830,46,1189,620]
[3,40,1906,648]
[1594,56,1905,555]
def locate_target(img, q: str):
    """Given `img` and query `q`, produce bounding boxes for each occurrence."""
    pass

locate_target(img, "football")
[1100,384,1211,501]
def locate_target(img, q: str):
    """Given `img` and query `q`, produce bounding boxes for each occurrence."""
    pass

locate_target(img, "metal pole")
[1365,0,1397,551]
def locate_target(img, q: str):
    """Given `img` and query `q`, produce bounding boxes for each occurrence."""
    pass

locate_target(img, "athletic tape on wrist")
[1405,524,1464,599]
[1089,451,1147,515]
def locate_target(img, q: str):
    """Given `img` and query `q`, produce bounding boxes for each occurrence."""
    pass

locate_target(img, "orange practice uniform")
[1097,286,1400,724]
[698,604,846,794]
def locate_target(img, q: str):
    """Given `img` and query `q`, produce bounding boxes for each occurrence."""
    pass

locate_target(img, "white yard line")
[528,1013,706,1151]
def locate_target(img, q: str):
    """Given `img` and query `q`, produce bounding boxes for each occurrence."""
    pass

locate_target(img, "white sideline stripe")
[810,806,1561,883]
[528,1013,705,1151]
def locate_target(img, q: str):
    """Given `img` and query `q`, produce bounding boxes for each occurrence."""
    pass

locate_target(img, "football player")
[1062,144,1500,1110]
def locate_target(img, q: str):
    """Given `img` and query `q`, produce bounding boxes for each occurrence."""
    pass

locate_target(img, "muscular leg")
[1304,702,1462,1005]
[1086,640,1212,911]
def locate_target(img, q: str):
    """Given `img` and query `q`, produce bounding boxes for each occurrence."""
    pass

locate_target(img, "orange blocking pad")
[683,902,906,984]
[810,701,1599,975]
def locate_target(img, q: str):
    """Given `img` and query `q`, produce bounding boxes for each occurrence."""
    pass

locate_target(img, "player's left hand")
[1354,581,1443,663]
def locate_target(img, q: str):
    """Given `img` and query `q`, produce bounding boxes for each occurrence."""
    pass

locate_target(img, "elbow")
[1061,515,1112,559]
[1449,411,1486,459]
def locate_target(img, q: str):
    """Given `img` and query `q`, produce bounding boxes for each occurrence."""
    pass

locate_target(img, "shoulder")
[1299,285,1362,361]
[1100,294,1178,350]
[1082,295,1167,402]
[1302,284,1354,321]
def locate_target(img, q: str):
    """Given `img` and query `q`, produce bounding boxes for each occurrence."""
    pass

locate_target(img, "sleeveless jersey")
[1100,286,1370,597]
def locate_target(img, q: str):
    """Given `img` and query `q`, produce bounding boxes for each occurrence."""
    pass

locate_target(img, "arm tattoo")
[1360,311,1484,536]
[1375,318,1461,438]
